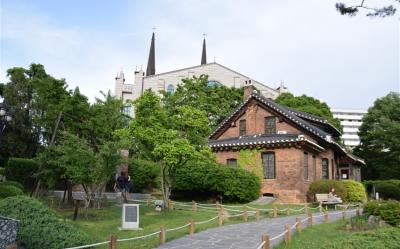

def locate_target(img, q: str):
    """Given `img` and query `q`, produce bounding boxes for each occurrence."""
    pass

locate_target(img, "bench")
[316,193,342,209]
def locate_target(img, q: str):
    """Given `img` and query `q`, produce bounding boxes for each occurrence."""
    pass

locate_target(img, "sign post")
[122,204,139,229]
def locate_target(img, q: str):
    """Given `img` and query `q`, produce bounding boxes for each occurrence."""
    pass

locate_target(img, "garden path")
[157,209,359,249]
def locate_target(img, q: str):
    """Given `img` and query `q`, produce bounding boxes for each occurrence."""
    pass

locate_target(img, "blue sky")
[1,0,399,109]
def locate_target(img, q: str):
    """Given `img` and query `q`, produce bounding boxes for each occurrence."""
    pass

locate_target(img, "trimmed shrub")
[0,185,24,198]
[375,182,400,200]
[0,181,24,191]
[128,159,159,192]
[308,180,347,201]
[5,157,39,188]
[342,180,367,202]
[0,196,89,249]
[174,161,260,203]
[364,200,400,226]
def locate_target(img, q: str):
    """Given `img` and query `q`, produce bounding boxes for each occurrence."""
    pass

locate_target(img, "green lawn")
[54,200,318,249]
[274,218,400,249]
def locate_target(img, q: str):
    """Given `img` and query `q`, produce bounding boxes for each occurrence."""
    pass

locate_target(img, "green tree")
[354,92,400,180]
[162,75,243,129]
[336,1,399,17]
[275,92,342,131]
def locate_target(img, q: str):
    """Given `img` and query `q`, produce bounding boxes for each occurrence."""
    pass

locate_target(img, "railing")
[254,208,361,249]
[64,197,362,249]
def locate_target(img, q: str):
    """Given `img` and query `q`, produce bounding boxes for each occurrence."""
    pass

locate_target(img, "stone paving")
[157,209,358,249]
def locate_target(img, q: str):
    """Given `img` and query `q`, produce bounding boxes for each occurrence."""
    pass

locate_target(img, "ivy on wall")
[237,148,264,180]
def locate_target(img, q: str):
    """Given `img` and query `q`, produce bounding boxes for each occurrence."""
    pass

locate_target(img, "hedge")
[308,180,347,201]
[364,180,400,201]
[0,196,89,249]
[174,161,260,203]
[5,157,39,188]
[0,185,24,198]
[342,180,367,202]
[364,200,400,226]
[128,159,159,192]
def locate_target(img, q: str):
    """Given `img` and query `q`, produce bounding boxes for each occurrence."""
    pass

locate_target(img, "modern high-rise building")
[114,33,287,116]
[331,108,367,148]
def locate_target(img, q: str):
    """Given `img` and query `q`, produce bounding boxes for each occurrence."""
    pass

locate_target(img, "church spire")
[201,34,207,65]
[146,32,156,76]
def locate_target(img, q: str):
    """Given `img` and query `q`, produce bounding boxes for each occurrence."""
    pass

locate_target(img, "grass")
[50,199,321,249]
[274,217,400,249]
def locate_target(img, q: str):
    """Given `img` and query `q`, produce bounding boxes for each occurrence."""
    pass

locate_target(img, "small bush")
[174,161,260,203]
[6,157,39,188]
[364,200,400,226]
[0,185,24,198]
[342,180,367,202]
[308,180,347,201]
[0,180,24,191]
[128,159,159,192]
[0,196,89,249]
[375,182,400,200]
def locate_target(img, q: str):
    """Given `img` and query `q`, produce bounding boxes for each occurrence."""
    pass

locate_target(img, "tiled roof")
[209,91,330,141]
[209,134,325,151]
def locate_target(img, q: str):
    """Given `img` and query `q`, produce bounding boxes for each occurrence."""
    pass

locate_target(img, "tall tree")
[354,92,400,180]
[162,75,243,129]
[0,64,70,157]
[275,92,342,130]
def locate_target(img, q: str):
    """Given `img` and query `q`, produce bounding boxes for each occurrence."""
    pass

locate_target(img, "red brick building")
[208,84,364,203]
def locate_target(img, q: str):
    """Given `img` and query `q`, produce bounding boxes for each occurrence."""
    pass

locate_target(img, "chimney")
[243,79,256,100]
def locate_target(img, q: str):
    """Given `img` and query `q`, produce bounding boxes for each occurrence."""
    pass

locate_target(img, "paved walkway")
[157,209,359,249]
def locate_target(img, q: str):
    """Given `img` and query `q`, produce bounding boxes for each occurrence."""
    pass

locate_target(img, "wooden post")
[356,208,360,216]
[286,208,290,216]
[109,235,117,249]
[256,209,260,221]
[159,226,166,245]
[147,196,151,207]
[342,210,346,220]
[262,234,270,249]
[308,213,313,226]
[319,203,322,213]
[324,211,328,223]
[217,211,223,226]
[304,203,308,214]
[285,224,291,244]
[192,200,197,212]
[189,219,195,235]
[295,217,301,234]
[73,199,81,221]
[243,207,248,222]
[273,206,278,218]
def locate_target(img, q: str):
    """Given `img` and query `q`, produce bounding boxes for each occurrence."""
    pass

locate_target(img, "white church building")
[114,33,286,116]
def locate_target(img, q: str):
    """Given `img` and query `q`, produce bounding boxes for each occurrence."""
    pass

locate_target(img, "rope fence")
[65,196,362,249]
[254,207,362,249]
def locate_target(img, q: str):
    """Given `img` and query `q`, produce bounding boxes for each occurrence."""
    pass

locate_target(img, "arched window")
[207,80,222,87]
[167,84,175,93]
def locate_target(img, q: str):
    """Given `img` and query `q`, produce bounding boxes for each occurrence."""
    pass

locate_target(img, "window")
[312,155,317,180]
[264,116,276,135]
[122,104,132,116]
[227,159,237,167]
[322,159,329,179]
[207,80,222,87]
[331,159,335,179]
[167,84,175,93]
[304,152,308,180]
[262,152,275,179]
[239,119,246,136]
